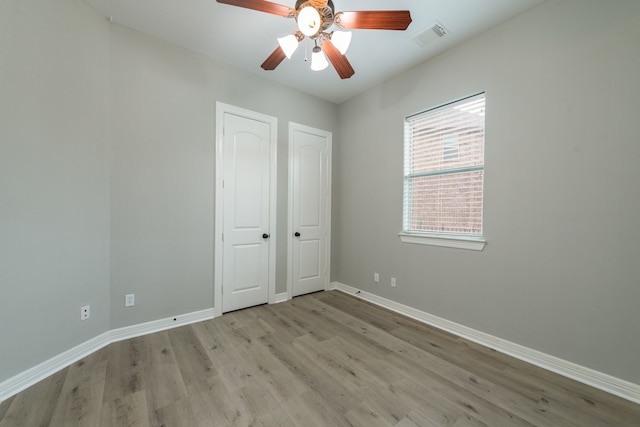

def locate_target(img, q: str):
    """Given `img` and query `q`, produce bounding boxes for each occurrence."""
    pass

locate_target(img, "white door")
[288,123,331,298]
[215,104,277,315]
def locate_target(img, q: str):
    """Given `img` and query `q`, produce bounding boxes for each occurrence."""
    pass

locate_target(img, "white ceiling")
[85,0,544,104]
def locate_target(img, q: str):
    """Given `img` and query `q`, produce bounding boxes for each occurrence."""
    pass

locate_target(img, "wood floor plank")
[2,290,639,426]
[316,292,636,426]
[388,319,590,426]
[190,319,239,366]
[500,363,640,426]
[49,355,107,426]
[0,396,13,421]
[139,331,188,412]
[394,411,436,427]
[222,330,309,404]
[167,325,217,387]
[291,295,396,359]
[390,377,486,426]
[191,319,257,393]
[259,332,360,415]
[280,392,353,427]
[451,413,490,427]
[233,382,294,425]
[292,334,373,394]
[253,304,306,341]
[186,375,254,426]
[102,337,148,402]
[150,396,199,427]
[382,330,573,426]
[100,390,149,427]
[386,349,537,426]
[317,336,397,391]
[346,401,394,427]
[0,369,66,427]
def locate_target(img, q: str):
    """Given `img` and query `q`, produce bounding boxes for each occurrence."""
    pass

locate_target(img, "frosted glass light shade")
[311,49,329,71]
[278,34,299,59]
[297,6,322,37]
[331,31,352,54]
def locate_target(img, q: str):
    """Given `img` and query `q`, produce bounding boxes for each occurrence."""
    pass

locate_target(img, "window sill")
[398,233,486,251]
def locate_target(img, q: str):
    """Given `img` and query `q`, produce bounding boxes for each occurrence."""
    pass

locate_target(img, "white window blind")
[403,93,485,237]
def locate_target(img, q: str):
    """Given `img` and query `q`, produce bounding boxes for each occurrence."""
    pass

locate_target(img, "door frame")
[214,102,278,317]
[287,122,332,300]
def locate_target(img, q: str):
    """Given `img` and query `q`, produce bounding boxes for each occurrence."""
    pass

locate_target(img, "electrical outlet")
[125,294,135,307]
[81,305,90,320]
[374,273,380,283]
[391,277,397,288]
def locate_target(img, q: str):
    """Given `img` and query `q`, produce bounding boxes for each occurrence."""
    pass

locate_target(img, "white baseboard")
[0,332,111,404]
[0,308,215,403]
[273,292,289,304]
[331,281,640,405]
[109,308,215,343]
[5,286,639,406]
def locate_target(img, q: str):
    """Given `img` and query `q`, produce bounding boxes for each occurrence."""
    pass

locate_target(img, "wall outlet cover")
[125,294,135,307]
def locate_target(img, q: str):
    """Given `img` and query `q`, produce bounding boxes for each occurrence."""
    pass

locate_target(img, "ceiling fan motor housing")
[295,0,335,36]
[295,0,333,10]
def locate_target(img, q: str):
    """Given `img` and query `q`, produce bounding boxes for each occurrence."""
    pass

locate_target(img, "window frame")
[400,93,487,251]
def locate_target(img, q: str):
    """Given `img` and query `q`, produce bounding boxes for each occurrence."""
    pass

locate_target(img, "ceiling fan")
[216,0,412,79]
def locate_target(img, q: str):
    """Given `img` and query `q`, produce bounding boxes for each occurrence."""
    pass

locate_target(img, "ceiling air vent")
[410,22,449,48]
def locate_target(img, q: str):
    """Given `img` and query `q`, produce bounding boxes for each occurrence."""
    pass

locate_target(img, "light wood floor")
[1,291,639,426]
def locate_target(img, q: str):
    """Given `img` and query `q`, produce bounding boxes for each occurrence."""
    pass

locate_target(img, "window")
[401,93,486,250]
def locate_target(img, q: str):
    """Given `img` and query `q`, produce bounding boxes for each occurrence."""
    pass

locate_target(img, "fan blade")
[216,0,294,17]
[261,46,287,71]
[335,11,412,30]
[323,40,355,79]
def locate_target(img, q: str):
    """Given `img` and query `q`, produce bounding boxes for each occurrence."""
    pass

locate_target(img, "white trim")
[0,308,214,403]
[109,308,215,343]
[214,102,278,316]
[0,332,110,404]
[214,103,224,317]
[330,281,640,405]
[287,122,332,300]
[267,113,278,306]
[274,292,289,304]
[399,233,486,251]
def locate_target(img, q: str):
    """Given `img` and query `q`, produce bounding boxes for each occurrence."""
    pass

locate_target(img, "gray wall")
[333,0,640,384]
[0,0,111,381]
[0,0,336,383]
[2,0,639,391]
[109,25,337,328]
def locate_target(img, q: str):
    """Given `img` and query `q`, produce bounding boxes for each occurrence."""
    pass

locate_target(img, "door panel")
[290,124,331,297]
[299,239,320,279]
[231,244,261,292]
[222,112,271,312]
[232,137,265,228]
[300,145,322,227]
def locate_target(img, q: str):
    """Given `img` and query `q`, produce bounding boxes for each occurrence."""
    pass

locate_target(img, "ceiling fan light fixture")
[310,46,329,71]
[297,6,322,37]
[277,34,300,58]
[216,0,412,79]
[330,30,352,55]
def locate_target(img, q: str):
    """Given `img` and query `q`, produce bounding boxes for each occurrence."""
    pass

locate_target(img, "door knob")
[262,233,270,239]
[294,232,301,237]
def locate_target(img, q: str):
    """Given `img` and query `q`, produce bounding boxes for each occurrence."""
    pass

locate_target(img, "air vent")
[410,22,449,48]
